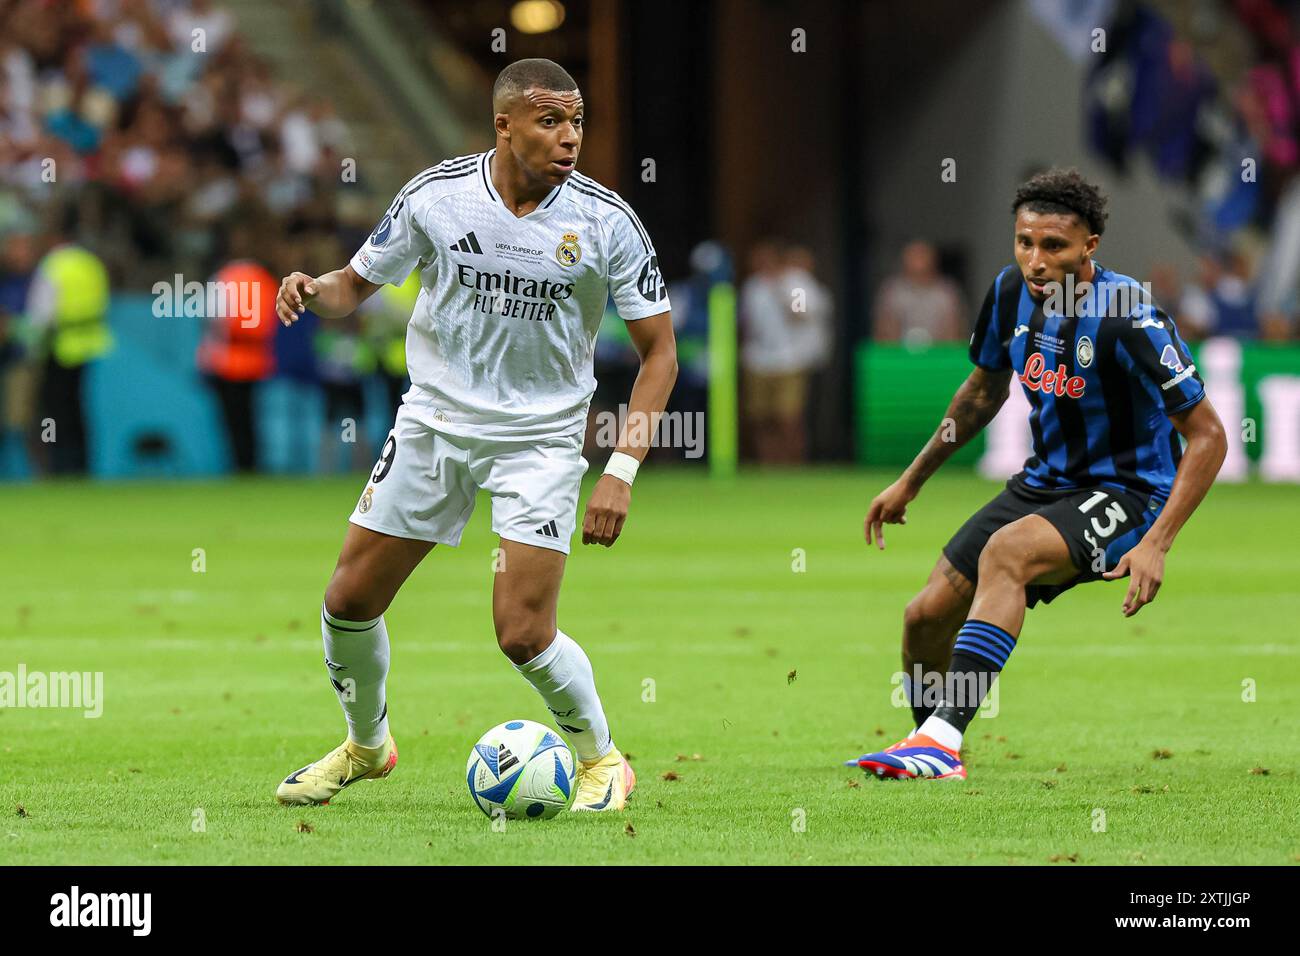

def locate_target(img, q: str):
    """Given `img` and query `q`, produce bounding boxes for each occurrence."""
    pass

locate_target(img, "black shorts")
[942,475,1161,608]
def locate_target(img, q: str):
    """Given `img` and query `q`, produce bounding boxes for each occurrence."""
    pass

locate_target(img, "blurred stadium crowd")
[1081,0,1300,342]
[1,0,1299,479]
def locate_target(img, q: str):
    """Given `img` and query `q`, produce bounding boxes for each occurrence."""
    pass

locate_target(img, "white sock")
[513,630,612,762]
[321,603,390,748]
[917,713,963,753]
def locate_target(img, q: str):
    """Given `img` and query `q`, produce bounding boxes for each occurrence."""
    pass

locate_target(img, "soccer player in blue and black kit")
[851,169,1228,780]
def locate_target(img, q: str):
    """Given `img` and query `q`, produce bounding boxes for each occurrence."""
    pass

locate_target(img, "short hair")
[1011,168,1108,236]
[492,58,578,111]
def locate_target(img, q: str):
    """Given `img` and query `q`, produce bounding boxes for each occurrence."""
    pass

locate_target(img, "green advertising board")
[855,341,1300,471]
[855,344,982,466]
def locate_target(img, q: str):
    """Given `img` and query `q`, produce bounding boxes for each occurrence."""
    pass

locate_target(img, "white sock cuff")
[321,602,383,633]
[918,714,963,752]
[514,630,567,675]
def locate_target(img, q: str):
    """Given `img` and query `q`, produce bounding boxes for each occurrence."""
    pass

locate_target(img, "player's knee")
[323,569,387,623]
[902,589,953,658]
[978,527,1031,584]
[903,592,938,634]
[494,613,554,666]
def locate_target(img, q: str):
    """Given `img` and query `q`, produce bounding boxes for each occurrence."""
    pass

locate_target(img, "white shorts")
[349,403,589,554]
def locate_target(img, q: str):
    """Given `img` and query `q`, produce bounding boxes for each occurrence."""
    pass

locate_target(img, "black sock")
[911,701,932,728]
[904,668,934,728]
[931,620,1017,735]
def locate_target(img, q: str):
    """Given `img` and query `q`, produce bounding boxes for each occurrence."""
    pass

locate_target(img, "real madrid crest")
[359,485,374,514]
[1076,335,1094,369]
[556,232,581,267]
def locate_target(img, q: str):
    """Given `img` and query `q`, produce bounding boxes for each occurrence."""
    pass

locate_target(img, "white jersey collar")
[480,149,565,220]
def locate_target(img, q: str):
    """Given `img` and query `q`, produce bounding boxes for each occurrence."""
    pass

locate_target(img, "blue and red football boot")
[847,732,966,780]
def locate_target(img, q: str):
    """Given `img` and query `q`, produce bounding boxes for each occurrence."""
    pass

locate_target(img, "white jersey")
[350,150,671,439]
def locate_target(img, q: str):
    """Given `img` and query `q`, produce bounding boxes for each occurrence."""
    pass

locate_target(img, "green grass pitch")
[1,469,1296,865]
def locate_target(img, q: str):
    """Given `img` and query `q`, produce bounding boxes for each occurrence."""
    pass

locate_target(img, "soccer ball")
[466,719,576,820]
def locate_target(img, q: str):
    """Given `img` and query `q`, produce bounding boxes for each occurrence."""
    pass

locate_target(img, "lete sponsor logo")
[1020,351,1086,398]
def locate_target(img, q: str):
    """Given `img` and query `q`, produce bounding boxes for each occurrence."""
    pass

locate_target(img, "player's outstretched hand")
[864,477,916,550]
[582,474,630,548]
[1103,540,1165,617]
[277,271,319,326]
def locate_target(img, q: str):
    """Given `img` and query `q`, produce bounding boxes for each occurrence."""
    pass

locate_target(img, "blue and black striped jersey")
[969,264,1205,501]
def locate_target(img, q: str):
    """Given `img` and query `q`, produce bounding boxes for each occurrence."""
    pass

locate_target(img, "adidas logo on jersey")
[535,520,560,539]
[450,231,483,254]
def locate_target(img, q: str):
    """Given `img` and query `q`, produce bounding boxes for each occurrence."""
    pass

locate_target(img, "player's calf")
[493,541,623,798]
[898,557,974,728]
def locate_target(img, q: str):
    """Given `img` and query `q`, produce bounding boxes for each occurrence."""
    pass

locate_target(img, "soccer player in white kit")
[273,59,677,811]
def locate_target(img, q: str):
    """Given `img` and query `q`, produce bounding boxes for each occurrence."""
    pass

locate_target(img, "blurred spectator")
[27,235,113,475]
[314,313,375,473]
[741,240,815,465]
[1178,250,1258,340]
[361,269,417,417]
[781,245,833,371]
[0,229,39,473]
[196,257,276,473]
[1148,260,1183,312]
[166,0,235,57]
[663,239,728,421]
[872,240,965,345]
[1251,172,1300,341]
[270,301,320,474]
[1086,4,1300,339]
[85,17,144,102]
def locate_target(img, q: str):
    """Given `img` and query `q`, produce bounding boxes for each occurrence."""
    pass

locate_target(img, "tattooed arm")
[864,366,1013,549]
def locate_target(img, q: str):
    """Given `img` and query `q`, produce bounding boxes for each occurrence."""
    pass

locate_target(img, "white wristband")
[603,451,640,486]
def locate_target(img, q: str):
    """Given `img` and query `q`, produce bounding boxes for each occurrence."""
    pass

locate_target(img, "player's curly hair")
[1012,168,1108,236]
